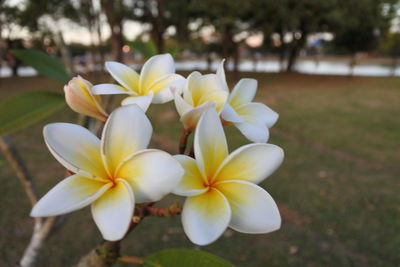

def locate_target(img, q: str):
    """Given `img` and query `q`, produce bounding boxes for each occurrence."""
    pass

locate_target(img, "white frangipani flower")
[218,62,279,143]
[31,105,183,241]
[174,70,228,130]
[173,107,284,245]
[92,54,185,112]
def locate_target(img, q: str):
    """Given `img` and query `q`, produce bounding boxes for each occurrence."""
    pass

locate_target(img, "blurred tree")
[0,1,22,76]
[101,0,126,61]
[129,0,195,54]
[380,32,400,75]
[190,0,254,79]
[333,0,396,76]
[252,0,339,72]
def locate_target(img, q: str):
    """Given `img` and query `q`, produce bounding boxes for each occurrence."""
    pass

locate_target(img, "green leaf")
[129,41,158,59]
[0,91,66,136]
[144,248,235,267]
[12,49,70,83]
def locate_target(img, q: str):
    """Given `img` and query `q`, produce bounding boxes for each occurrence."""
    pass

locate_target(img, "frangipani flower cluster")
[31,53,284,246]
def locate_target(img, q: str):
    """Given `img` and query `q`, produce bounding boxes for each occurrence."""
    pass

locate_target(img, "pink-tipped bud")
[64,76,108,122]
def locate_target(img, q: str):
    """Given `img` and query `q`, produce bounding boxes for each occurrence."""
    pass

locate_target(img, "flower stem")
[118,256,144,264]
[179,129,191,154]
[146,203,182,217]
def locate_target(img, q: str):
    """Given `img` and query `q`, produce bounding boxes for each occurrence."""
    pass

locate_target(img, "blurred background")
[0,0,399,266]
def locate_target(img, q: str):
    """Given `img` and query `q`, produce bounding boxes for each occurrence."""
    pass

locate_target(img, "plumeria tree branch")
[76,202,154,266]
[146,203,182,217]
[0,136,60,267]
[0,136,38,206]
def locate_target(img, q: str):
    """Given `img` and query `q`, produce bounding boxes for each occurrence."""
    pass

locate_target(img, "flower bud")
[64,76,108,122]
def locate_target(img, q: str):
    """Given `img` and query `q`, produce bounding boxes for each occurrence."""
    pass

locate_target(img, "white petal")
[182,188,231,245]
[101,105,152,174]
[180,101,214,131]
[116,149,183,203]
[189,73,225,106]
[139,54,175,93]
[174,92,193,117]
[198,90,228,114]
[121,93,154,112]
[172,155,208,196]
[215,143,284,184]
[216,180,281,234]
[194,107,228,179]
[221,103,244,123]
[235,121,270,143]
[148,74,185,93]
[151,76,186,104]
[216,59,229,92]
[151,86,173,104]
[236,103,279,128]
[229,78,257,108]
[31,174,111,217]
[105,61,140,92]
[91,83,133,95]
[91,179,134,241]
[44,123,108,179]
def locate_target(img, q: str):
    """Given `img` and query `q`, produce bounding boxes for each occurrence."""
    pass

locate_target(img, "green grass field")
[0,72,399,266]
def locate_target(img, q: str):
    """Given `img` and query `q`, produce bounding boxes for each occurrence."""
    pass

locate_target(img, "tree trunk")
[232,42,240,81]
[101,0,124,62]
[286,44,299,73]
[278,31,286,72]
[348,53,357,78]
[391,55,397,77]
[149,0,165,53]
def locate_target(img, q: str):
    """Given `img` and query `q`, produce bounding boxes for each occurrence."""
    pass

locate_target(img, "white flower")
[174,70,228,130]
[173,107,284,245]
[64,76,108,122]
[218,62,279,142]
[31,105,183,241]
[92,54,185,112]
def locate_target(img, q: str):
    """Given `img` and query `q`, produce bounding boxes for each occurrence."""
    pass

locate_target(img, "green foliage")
[128,40,158,59]
[0,91,66,136]
[12,49,70,83]
[144,249,235,267]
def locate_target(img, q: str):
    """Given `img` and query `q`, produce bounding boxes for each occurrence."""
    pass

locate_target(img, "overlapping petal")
[172,155,208,196]
[216,59,229,92]
[91,83,133,95]
[31,174,111,217]
[139,54,175,93]
[194,108,228,178]
[121,94,154,112]
[221,104,244,123]
[229,78,257,108]
[198,90,228,113]
[105,61,140,91]
[101,105,152,173]
[236,103,279,128]
[182,188,231,245]
[235,121,269,143]
[116,149,183,203]
[44,123,108,179]
[216,180,281,234]
[189,73,225,106]
[91,179,134,241]
[214,143,284,184]
[174,93,193,117]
